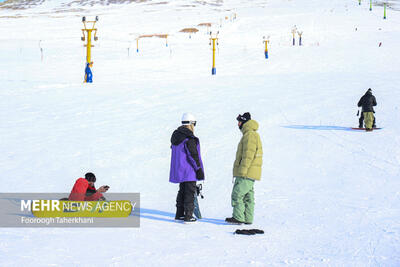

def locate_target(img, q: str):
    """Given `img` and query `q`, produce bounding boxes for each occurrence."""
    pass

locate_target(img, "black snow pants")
[176,181,196,219]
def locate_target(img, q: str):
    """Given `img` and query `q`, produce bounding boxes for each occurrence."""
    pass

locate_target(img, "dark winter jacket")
[68,178,103,201]
[169,126,204,183]
[358,91,377,112]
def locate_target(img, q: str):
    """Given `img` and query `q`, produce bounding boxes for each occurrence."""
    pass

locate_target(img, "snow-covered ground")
[0,0,399,266]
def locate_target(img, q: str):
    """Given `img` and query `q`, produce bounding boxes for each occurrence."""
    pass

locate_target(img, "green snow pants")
[363,112,374,129]
[231,177,255,223]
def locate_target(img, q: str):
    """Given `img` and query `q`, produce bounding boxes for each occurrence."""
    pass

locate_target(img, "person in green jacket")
[226,112,263,225]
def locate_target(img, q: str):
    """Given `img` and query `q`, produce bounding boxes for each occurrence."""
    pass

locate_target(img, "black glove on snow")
[196,169,204,180]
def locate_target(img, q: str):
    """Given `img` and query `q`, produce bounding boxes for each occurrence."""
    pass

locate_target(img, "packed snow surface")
[0,0,399,266]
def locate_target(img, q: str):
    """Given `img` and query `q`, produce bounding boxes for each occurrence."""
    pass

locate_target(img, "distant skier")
[84,61,93,83]
[68,172,109,201]
[169,113,205,223]
[226,112,263,225]
[357,88,377,131]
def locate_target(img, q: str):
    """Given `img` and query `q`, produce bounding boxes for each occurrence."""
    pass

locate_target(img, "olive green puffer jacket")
[233,120,263,180]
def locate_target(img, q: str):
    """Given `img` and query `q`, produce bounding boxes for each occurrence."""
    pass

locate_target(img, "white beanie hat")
[181,113,196,125]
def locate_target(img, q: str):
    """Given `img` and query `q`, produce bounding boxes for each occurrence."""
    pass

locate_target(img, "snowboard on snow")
[351,127,382,130]
[32,200,133,218]
[193,194,202,219]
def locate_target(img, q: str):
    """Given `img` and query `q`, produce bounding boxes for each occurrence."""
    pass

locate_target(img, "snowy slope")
[0,0,400,266]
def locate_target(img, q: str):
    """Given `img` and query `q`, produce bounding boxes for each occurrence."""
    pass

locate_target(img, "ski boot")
[225,217,243,225]
[184,216,197,223]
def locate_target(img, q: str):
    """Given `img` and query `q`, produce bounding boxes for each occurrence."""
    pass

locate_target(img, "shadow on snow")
[136,208,228,225]
[282,125,355,131]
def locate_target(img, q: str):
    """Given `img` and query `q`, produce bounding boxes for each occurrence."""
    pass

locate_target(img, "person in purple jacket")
[169,113,205,223]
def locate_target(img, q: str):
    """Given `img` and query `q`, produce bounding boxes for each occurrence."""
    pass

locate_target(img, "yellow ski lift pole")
[384,3,387,19]
[81,16,99,64]
[291,26,297,46]
[209,31,219,75]
[297,31,303,46]
[136,38,139,52]
[263,36,270,59]
[81,16,98,83]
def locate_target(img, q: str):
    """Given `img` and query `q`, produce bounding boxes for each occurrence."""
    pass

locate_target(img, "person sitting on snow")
[357,88,377,131]
[68,172,109,201]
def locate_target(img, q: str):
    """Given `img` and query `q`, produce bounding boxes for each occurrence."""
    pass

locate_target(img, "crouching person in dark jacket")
[358,88,377,131]
[169,113,205,223]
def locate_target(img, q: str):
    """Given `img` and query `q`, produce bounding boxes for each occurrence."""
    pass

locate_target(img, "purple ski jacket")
[169,126,204,184]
